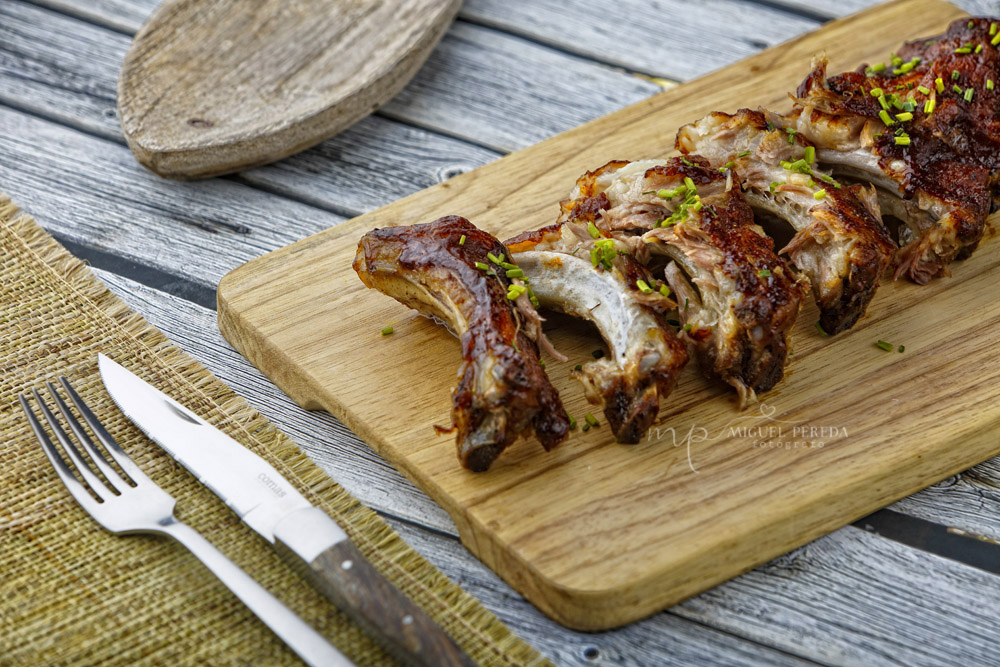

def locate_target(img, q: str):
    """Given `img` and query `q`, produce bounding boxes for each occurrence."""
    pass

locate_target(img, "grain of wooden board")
[218,0,989,630]
[117,0,460,178]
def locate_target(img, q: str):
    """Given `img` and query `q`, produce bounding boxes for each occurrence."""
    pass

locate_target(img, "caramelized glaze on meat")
[789,20,995,283]
[532,156,807,406]
[677,109,895,333]
[354,216,570,471]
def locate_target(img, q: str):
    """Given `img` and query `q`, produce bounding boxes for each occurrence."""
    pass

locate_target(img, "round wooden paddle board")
[117,0,461,179]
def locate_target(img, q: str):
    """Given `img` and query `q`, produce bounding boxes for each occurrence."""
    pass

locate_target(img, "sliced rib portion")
[677,108,895,333]
[522,156,807,406]
[789,49,992,283]
[354,215,570,471]
[507,223,688,443]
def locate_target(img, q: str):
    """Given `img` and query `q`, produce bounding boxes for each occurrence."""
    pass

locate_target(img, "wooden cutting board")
[218,0,997,631]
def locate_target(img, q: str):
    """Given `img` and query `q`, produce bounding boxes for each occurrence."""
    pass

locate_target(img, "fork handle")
[157,518,354,667]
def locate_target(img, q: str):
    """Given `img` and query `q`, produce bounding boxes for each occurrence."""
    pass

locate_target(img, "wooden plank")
[216,0,987,631]
[86,267,1000,666]
[459,0,818,80]
[673,526,1000,666]
[2,1,659,155]
[0,106,341,288]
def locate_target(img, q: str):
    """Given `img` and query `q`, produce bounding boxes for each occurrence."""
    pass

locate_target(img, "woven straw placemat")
[0,195,550,666]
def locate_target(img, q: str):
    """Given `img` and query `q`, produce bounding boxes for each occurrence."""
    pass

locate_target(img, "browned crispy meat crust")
[789,18,996,283]
[676,108,895,333]
[353,216,570,471]
[548,156,806,405]
[641,158,806,398]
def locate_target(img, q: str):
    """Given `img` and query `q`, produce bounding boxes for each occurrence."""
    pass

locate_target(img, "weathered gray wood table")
[4,0,1000,663]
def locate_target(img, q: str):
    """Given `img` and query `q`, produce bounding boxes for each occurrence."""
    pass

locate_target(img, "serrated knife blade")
[98,354,473,667]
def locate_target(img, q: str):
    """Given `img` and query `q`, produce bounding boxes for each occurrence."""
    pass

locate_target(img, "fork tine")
[29,387,114,501]
[20,392,105,508]
[46,380,133,494]
[57,376,147,484]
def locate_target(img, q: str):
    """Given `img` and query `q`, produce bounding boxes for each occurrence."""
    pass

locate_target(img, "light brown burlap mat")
[0,195,550,666]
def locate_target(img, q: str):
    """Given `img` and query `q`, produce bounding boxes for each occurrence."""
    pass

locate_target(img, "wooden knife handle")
[307,540,476,666]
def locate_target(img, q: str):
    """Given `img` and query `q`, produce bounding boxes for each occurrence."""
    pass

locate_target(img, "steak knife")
[98,354,474,667]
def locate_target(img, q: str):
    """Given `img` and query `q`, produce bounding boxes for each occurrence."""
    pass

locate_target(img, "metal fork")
[20,377,353,667]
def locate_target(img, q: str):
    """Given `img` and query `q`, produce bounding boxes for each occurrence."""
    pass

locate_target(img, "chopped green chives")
[658,188,679,199]
[587,221,601,239]
[878,109,895,125]
[871,62,886,73]
[969,20,975,28]
[488,251,505,265]
[659,284,670,297]
[381,326,394,336]
[989,79,996,91]
[895,135,911,146]
[804,146,815,164]
[506,268,524,278]
[574,364,582,371]
[955,46,973,54]
[875,339,894,352]
[935,77,944,92]
[584,413,600,428]
[976,44,984,53]
[814,322,828,336]
[992,31,1000,46]
[735,150,750,158]
[890,54,903,67]
[814,189,827,200]
[684,176,696,190]
[869,87,884,97]
[680,157,694,167]
[506,284,527,300]
[898,345,905,353]
[992,22,998,36]
[582,423,590,432]
[636,279,653,294]
[757,269,771,277]
[785,127,797,144]
[965,87,975,102]
[952,69,961,80]
[769,182,780,192]
[474,261,489,271]
[568,416,577,430]
[683,323,693,333]
[458,234,466,246]
[924,98,936,114]
[917,85,931,95]
[954,84,964,94]
[895,112,913,121]
[877,94,890,110]
[592,349,604,359]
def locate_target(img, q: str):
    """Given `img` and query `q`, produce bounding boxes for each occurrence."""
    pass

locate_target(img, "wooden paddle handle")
[307,540,476,666]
